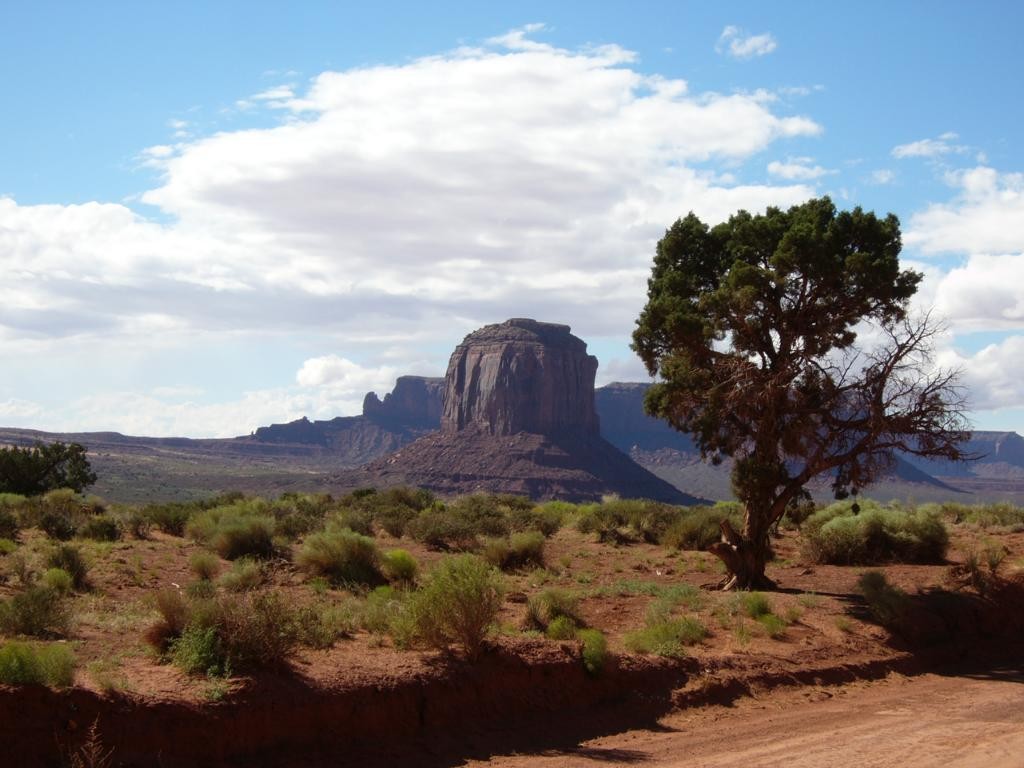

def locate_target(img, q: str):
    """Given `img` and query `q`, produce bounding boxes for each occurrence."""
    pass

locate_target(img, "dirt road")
[466,664,1024,768]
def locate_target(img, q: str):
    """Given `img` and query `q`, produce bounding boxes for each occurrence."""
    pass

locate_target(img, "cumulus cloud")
[0,30,823,436]
[716,26,778,59]
[767,157,832,180]
[892,131,966,159]
[870,169,895,185]
[906,166,1024,256]
[296,355,398,390]
[936,335,1024,411]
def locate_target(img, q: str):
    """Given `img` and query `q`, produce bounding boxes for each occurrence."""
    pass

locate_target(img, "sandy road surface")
[466,665,1024,768]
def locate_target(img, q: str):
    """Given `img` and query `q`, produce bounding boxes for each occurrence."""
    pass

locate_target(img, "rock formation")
[364,319,700,503]
[363,376,445,429]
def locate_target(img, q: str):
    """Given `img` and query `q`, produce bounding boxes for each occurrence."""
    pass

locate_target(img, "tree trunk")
[708,518,776,591]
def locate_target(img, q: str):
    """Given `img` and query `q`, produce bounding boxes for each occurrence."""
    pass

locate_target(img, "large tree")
[633,197,969,589]
[0,441,97,496]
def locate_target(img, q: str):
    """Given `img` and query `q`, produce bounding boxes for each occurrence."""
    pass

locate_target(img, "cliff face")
[363,376,444,429]
[442,319,599,437]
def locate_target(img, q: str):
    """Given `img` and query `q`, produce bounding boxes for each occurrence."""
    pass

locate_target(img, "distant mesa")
[362,319,699,503]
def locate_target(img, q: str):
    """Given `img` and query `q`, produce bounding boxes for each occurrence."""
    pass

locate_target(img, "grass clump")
[482,530,546,572]
[381,549,418,584]
[45,544,89,590]
[0,641,76,687]
[189,551,221,581]
[187,502,278,560]
[660,504,744,551]
[579,629,608,676]
[0,538,16,556]
[545,615,578,640]
[402,555,504,659]
[297,528,382,586]
[41,568,74,595]
[525,588,584,632]
[803,502,948,565]
[217,558,264,592]
[624,616,707,658]
[857,571,910,631]
[406,508,476,550]
[0,508,19,540]
[0,584,70,637]
[78,515,122,542]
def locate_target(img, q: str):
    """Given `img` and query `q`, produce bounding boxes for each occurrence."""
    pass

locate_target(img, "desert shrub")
[118,507,151,539]
[404,555,505,659]
[447,494,514,538]
[361,586,406,634]
[803,504,948,564]
[46,544,89,590]
[575,503,627,543]
[0,641,76,687]
[213,591,299,671]
[757,613,787,638]
[171,625,225,676]
[0,584,70,637]
[0,493,26,508]
[645,584,705,624]
[41,568,74,595]
[545,615,578,640]
[338,486,435,538]
[739,592,772,619]
[143,588,189,652]
[0,508,18,540]
[39,511,77,541]
[186,579,217,600]
[189,551,221,581]
[579,629,608,676]
[381,549,418,584]
[191,508,277,561]
[297,529,382,586]
[407,507,476,550]
[141,503,194,536]
[660,504,744,551]
[0,538,17,556]
[294,601,359,648]
[624,616,707,658]
[483,531,545,571]
[593,498,680,544]
[520,502,570,536]
[525,588,584,631]
[78,515,122,542]
[936,502,1024,528]
[857,571,910,630]
[327,507,375,537]
[217,557,264,592]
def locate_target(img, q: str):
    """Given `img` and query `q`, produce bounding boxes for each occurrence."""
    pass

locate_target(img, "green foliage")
[545,615,578,640]
[579,628,608,676]
[217,558,264,592]
[644,584,705,624]
[406,507,476,550]
[41,568,74,595]
[0,584,70,637]
[189,551,221,581]
[141,503,194,536]
[0,538,16,556]
[404,555,505,659]
[525,588,584,631]
[624,616,707,658]
[39,510,77,541]
[757,613,787,638]
[930,501,1024,529]
[482,530,546,572]
[0,641,76,687]
[803,502,948,564]
[739,592,772,619]
[45,544,89,590]
[0,508,18,540]
[298,528,382,586]
[0,441,97,496]
[171,625,225,677]
[360,586,406,634]
[187,503,278,561]
[293,600,359,649]
[660,504,743,550]
[79,515,122,542]
[381,548,418,584]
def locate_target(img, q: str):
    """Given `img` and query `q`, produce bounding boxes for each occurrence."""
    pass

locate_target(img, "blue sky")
[4,2,1024,436]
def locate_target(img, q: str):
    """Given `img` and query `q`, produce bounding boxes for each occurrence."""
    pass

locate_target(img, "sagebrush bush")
[0,538,16,556]
[79,515,122,542]
[645,584,705,624]
[41,568,74,595]
[141,504,193,536]
[298,528,382,586]
[739,592,772,619]
[172,625,224,676]
[381,549,418,583]
[857,570,910,630]
[361,586,406,635]
[404,555,505,659]
[0,508,18,540]
[525,588,584,631]
[189,551,221,581]
[545,615,578,640]
[0,641,76,687]
[0,584,70,637]
[483,530,545,572]
[39,511,77,541]
[45,544,89,590]
[624,616,707,658]
[579,629,608,676]
[144,588,189,652]
[208,515,277,560]
[803,504,948,564]
[293,601,359,649]
[660,504,744,551]
[217,557,264,592]
[406,508,476,550]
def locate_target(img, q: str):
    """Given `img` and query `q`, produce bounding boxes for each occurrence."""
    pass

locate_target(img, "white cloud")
[937,335,1024,411]
[892,132,966,159]
[906,166,1024,255]
[767,157,832,180]
[716,26,778,59]
[296,355,398,390]
[0,30,822,436]
[870,169,895,185]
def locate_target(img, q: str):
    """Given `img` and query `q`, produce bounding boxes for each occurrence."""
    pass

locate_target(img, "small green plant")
[403,555,505,659]
[0,584,70,637]
[46,544,89,590]
[172,625,226,677]
[217,558,264,592]
[757,613,787,638]
[624,616,707,658]
[41,568,74,595]
[545,615,578,640]
[294,601,360,648]
[0,538,16,556]
[381,549,418,584]
[79,515,122,542]
[525,588,584,631]
[297,529,382,586]
[579,628,608,676]
[739,592,772,618]
[189,551,220,581]
[0,641,76,687]
[835,616,854,633]
[361,586,407,635]
[857,571,910,630]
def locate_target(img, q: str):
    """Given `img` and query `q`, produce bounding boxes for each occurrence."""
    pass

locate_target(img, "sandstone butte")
[363,318,701,503]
